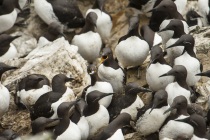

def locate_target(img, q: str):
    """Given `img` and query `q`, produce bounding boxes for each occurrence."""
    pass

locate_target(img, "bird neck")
[52,81,67,93]
[79,22,95,34]
[84,103,100,117]
[90,73,97,86]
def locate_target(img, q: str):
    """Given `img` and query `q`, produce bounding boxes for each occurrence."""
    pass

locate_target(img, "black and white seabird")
[136,89,170,136]
[96,113,131,140]
[159,96,194,139]
[149,0,188,46]
[0,62,17,118]
[108,82,152,121]
[159,65,191,105]
[84,90,113,138]
[159,19,189,63]
[71,12,102,63]
[115,16,150,69]
[31,117,60,135]
[15,74,51,108]
[0,34,21,61]
[176,114,210,139]
[198,0,210,26]
[83,63,114,108]
[98,47,125,94]
[86,0,112,43]
[54,101,81,140]
[167,34,202,86]
[186,9,203,27]
[34,0,85,28]
[128,0,187,17]
[146,45,174,91]
[149,0,188,32]
[70,99,89,140]
[30,74,75,120]
[0,0,22,33]
[140,25,162,49]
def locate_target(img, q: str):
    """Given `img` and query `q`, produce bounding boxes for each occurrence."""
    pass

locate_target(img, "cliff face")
[1,0,209,139]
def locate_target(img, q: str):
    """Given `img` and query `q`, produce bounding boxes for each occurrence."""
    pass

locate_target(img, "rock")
[189,26,210,110]
[3,37,90,97]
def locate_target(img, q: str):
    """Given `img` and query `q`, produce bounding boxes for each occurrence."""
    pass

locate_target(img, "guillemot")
[84,63,114,108]
[15,74,51,108]
[30,74,75,120]
[149,0,188,32]
[176,114,210,139]
[108,82,152,121]
[146,45,174,91]
[159,96,194,139]
[34,0,85,28]
[149,0,188,47]
[0,62,17,118]
[54,101,81,140]
[96,113,131,140]
[86,0,112,44]
[136,89,170,136]
[115,16,150,70]
[31,117,60,135]
[0,34,21,62]
[71,12,102,63]
[128,0,187,17]
[167,34,202,86]
[159,19,189,63]
[186,9,203,27]
[70,98,89,140]
[0,0,21,33]
[84,90,113,138]
[98,47,125,94]
[159,65,191,105]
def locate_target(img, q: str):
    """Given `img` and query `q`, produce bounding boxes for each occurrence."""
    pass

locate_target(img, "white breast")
[174,53,201,86]
[115,36,149,68]
[72,31,102,62]
[166,38,184,63]
[191,135,208,140]
[159,119,194,140]
[0,83,10,118]
[50,87,75,119]
[136,106,170,136]
[153,33,162,46]
[86,81,113,108]
[34,0,59,25]
[17,85,51,106]
[77,116,89,140]
[107,129,124,140]
[98,65,124,93]
[0,43,18,62]
[146,63,174,91]
[56,120,81,140]
[198,0,209,16]
[165,82,191,106]
[86,9,112,42]
[85,105,109,138]
[174,0,187,15]
[121,96,144,120]
[0,10,17,33]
